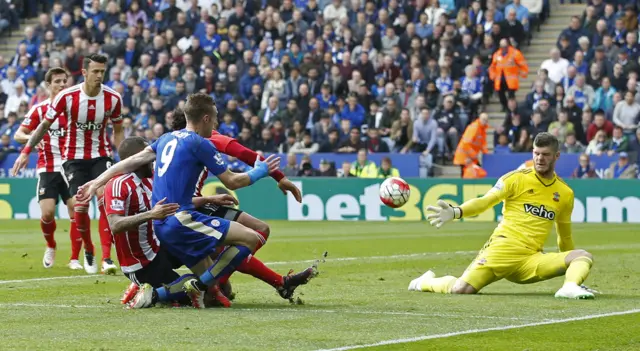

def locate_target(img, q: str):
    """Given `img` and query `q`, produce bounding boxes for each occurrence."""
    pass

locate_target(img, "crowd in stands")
[0,0,637,179]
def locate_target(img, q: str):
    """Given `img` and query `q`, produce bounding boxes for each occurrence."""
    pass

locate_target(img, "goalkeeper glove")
[425,200,462,228]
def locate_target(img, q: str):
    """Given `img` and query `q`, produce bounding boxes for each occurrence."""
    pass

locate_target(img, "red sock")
[237,256,284,287]
[98,197,113,260]
[41,218,57,249]
[69,219,82,260]
[253,230,268,253]
[74,204,93,253]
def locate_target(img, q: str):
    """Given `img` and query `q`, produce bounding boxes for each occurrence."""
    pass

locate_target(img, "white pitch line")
[0,303,536,321]
[313,308,640,351]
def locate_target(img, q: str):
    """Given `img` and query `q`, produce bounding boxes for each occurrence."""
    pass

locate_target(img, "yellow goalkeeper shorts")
[460,235,571,291]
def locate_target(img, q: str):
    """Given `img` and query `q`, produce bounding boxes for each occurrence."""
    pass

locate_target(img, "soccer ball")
[379,177,410,208]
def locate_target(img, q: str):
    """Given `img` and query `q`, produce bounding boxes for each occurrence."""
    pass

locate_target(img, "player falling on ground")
[169,107,315,302]
[103,136,240,308]
[12,54,125,275]
[13,68,78,269]
[409,133,595,299]
[77,93,280,308]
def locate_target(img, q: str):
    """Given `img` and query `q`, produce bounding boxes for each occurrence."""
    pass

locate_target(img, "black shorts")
[196,204,243,221]
[62,157,114,195]
[124,249,180,288]
[37,172,71,203]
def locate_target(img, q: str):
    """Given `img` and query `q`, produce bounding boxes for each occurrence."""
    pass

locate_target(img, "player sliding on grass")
[409,133,596,299]
[103,136,240,308]
[170,107,315,301]
[78,94,281,308]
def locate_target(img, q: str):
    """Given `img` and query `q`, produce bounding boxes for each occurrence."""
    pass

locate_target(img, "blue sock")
[156,274,196,302]
[200,245,252,286]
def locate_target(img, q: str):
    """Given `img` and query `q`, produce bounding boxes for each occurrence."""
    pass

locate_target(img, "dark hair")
[183,93,216,123]
[118,136,148,160]
[171,107,187,130]
[533,132,559,152]
[44,67,68,84]
[83,53,108,69]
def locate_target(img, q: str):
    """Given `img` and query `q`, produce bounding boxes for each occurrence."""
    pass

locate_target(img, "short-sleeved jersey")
[489,168,574,251]
[104,173,160,273]
[193,130,234,197]
[21,99,66,174]
[151,129,227,210]
[44,83,123,160]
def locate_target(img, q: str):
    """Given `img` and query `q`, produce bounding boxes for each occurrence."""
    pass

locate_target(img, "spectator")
[258,96,280,127]
[501,8,526,47]
[548,110,575,144]
[0,134,18,162]
[282,153,299,177]
[561,132,586,154]
[290,131,319,154]
[364,127,389,153]
[489,38,529,111]
[494,133,511,154]
[239,64,263,101]
[591,76,616,114]
[565,74,595,109]
[262,69,287,109]
[433,96,462,158]
[586,110,614,142]
[337,127,364,153]
[391,109,414,153]
[318,159,337,177]
[298,158,321,177]
[349,148,378,178]
[319,128,340,152]
[219,113,240,139]
[571,153,598,178]
[604,152,638,179]
[238,126,255,150]
[4,83,29,116]
[341,93,366,128]
[337,160,356,177]
[526,80,554,111]
[558,16,587,53]
[511,128,533,152]
[612,91,640,136]
[608,126,630,155]
[586,130,610,156]
[1,67,23,97]
[254,128,277,153]
[377,157,399,178]
[453,113,489,168]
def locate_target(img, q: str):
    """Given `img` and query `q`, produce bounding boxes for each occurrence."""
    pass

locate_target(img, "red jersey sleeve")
[44,92,66,123]
[223,139,286,182]
[110,93,123,125]
[104,178,129,217]
[21,104,42,131]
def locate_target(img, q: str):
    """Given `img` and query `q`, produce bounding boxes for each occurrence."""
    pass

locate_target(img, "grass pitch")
[0,220,639,351]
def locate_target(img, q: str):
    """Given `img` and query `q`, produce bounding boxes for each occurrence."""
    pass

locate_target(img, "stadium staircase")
[435,2,586,178]
[0,18,40,62]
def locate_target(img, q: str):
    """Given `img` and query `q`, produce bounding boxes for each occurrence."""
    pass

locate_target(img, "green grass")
[0,220,639,351]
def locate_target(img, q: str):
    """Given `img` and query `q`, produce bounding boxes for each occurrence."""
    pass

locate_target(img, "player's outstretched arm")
[13,126,32,145]
[217,155,281,190]
[76,147,156,202]
[426,176,513,228]
[108,198,180,233]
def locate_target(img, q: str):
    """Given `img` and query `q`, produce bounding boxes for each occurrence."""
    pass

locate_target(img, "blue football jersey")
[151,130,227,210]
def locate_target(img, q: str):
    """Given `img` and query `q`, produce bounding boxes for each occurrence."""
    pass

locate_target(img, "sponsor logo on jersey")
[523,204,556,220]
[211,219,220,227]
[553,192,560,202]
[88,105,96,110]
[214,153,224,165]
[47,128,65,137]
[110,199,125,211]
[75,121,103,131]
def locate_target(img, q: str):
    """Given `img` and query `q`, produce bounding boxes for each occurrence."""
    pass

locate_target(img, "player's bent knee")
[41,212,55,222]
[572,249,593,261]
[450,279,478,294]
[256,220,270,238]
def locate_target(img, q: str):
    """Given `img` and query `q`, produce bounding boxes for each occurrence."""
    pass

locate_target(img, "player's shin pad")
[156,274,197,302]
[199,246,252,286]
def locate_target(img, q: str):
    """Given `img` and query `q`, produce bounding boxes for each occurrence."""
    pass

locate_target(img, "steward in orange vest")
[489,39,529,109]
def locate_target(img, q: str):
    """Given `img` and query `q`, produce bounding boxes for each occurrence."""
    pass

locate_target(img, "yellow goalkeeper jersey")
[460,168,575,252]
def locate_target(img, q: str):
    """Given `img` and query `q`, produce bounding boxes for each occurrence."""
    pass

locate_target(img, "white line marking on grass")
[0,275,97,284]
[0,303,534,321]
[313,308,640,351]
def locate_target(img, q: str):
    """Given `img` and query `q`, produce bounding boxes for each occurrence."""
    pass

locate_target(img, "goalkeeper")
[409,133,595,299]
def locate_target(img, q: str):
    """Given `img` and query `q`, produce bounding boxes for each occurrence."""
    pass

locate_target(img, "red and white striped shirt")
[104,173,159,274]
[44,83,123,160]
[21,99,66,174]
